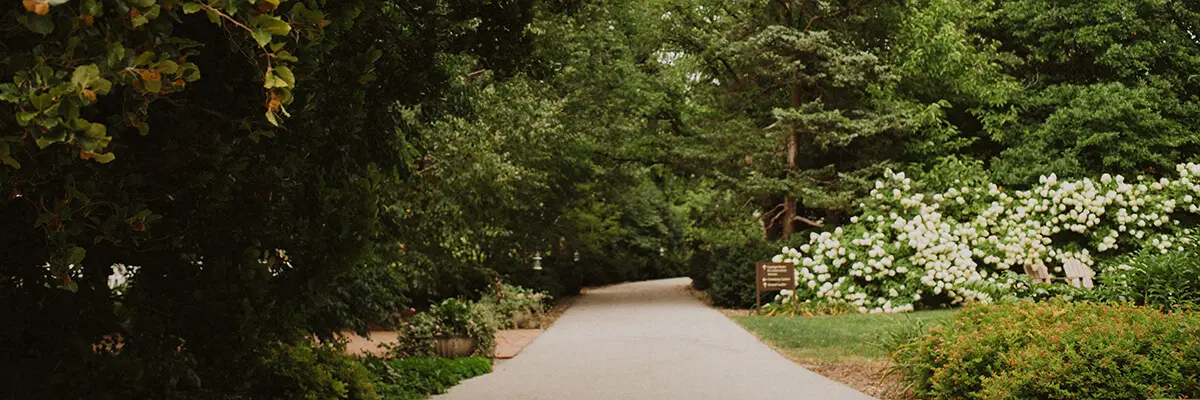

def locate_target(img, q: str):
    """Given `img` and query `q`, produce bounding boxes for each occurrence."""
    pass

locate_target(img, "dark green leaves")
[19,14,54,35]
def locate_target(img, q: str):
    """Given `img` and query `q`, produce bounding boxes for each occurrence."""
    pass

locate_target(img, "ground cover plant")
[361,356,492,400]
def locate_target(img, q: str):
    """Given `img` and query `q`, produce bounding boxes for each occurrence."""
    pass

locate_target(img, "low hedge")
[891,302,1200,400]
[362,356,492,400]
[694,239,781,308]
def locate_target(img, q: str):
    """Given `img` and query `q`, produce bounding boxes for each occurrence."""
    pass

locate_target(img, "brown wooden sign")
[755,262,796,310]
[757,262,796,291]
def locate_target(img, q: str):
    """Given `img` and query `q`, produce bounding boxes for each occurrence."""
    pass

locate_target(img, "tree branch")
[794,215,824,227]
[764,203,787,229]
[804,0,873,31]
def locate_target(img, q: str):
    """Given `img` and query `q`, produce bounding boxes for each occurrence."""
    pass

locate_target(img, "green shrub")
[363,356,492,399]
[891,302,1200,400]
[389,299,498,358]
[1099,237,1200,311]
[703,239,783,308]
[478,280,552,329]
[688,247,713,291]
[252,341,378,400]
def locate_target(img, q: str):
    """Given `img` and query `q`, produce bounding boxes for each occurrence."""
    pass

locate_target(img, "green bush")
[363,356,492,400]
[478,280,552,329]
[688,247,713,291]
[389,299,498,358]
[1099,238,1200,311]
[891,302,1200,400]
[252,341,378,400]
[703,239,783,308]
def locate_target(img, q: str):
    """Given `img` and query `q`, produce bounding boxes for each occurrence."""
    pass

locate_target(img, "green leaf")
[66,247,87,265]
[144,78,162,93]
[20,15,54,35]
[274,66,295,87]
[154,60,179,74]
[31,93,54,111]
[251,29,272,47]
[106,44,126,68]
[82,0,102,15]
[180,63,202,82]
[132,15,150,28]
[35,137,55,149]
[72,65,102,87]
[265,110,279,126]
[79,120,107,139]
[274,51,298,62]
[133,51,156,67]
[205,8,221,24]
[182,3,203,13]
[16,112,38,126]
[263,72,280,88]
[0,142,20,169]
[250,15,292,35]
[136,122,150,136]
[91,152,116,163]
[132,0,156,7]
[70,64,112,94]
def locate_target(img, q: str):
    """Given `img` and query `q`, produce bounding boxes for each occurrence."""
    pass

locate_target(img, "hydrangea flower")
[767,163,1200,313]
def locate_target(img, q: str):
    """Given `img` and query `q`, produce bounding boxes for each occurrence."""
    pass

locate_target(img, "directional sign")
[756,262,796,291]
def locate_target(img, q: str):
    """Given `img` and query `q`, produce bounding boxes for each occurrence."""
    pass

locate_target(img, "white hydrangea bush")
[770,163,1200,313]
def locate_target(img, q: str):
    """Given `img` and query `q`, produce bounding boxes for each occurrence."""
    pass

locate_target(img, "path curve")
[437,278,875,400]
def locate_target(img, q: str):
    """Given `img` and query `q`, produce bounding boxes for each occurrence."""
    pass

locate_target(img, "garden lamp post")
[533,252,543,271]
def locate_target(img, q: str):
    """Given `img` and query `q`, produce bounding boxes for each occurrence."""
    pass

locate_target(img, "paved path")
[436,278,875,400]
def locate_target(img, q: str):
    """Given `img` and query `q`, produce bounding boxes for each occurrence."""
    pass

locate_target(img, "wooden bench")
[1061,259,1095,289]
[1023,259,1095,289]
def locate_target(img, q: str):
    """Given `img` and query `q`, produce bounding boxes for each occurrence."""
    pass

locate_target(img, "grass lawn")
[732,310,956,363]
[731,309,956,399]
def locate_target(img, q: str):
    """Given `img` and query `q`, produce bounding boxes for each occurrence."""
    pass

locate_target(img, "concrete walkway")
[436,278,875,400]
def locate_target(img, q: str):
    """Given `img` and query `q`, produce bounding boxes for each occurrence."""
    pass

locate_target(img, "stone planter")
[433,335,477,358]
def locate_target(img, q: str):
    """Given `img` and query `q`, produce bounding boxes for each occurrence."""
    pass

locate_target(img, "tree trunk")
[783,83,802,238]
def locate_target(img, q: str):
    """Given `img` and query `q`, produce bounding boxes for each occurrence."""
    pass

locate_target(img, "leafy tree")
[1,0,542,397]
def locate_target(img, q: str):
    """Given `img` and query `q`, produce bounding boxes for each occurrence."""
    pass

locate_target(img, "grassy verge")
[731,310,955,399]
[733,310,955,363]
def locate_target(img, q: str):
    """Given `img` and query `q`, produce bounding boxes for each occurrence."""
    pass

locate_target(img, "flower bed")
[770,163,1200,312]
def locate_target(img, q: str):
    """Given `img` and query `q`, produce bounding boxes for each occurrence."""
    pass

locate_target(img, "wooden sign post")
[756,262,796,311]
